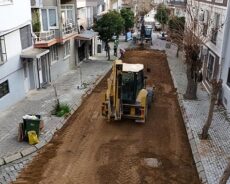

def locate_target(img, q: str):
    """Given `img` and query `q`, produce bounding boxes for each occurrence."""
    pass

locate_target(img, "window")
[78,8,86,20]
[41,8,58,31]
[0,36,7,64]
[0,80,9,98]
[136,71,144,93]
[64,41,70,57]
[227,68,230,87]
[50,45,58,62]
[20,25,32,50]
[0,0,13,5]
[211,13,220,44]
[61,5,75,26]
[203,24,208,36]
[102,4,105,12]
[207,54,215,81]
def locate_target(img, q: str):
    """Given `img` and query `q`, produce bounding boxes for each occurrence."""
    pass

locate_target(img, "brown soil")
[13,49,200,184]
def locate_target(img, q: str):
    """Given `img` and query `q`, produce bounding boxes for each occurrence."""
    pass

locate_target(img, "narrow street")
[13,49,200,184]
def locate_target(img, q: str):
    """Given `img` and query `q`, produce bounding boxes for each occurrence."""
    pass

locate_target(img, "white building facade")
[186,0,228,93]
[220,2,230,111]
[0,0,33,111]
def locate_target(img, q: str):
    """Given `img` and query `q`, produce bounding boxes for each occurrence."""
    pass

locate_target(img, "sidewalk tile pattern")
[0,39,130,183]
[165,43,230,184]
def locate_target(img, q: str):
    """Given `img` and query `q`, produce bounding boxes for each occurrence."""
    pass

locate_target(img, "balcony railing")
[34,30,55,43]
[62,23,77,36]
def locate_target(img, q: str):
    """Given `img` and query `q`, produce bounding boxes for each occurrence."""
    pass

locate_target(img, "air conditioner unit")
[31,0,43,8]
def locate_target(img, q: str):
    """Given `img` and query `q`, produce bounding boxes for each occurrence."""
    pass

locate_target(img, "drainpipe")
[56,0,63,41]
[75,0,80,34]
[75,0,80,66]
[219,2,230,81]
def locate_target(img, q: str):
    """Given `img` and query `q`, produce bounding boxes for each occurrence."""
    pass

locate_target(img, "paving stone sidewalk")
[151,35,230,184]
[0,37,129,163]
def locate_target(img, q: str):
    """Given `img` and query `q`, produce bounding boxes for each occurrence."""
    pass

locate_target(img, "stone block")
[3,153,22,164]
[35,140,46,149]
[45,133,53,143]
[193,152,201,164]
[56,122,63,130]
[0,158,5,166]
[198,171,207,183]
[20,146,37,157]
[195,161,204,174]
[50,129,56,136]
[14,164,20,171]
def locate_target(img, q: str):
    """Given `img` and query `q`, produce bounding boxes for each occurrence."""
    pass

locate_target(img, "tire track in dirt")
[13,49,200,184]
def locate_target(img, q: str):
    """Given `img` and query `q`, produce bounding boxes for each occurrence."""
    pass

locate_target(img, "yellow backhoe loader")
[102,60,154,123]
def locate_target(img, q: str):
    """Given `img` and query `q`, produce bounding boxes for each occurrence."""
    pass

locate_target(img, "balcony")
[34,30,57,48]
[59,23,78,43]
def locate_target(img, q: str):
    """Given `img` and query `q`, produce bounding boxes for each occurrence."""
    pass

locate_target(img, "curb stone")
[0,158,5,166]
[44,132,53,143]
[3,153,22,164]
[20,146,37,157]
[0,63,112,167]
[168,61,208,183]
[34,140,46,150]
[179,98,207,183]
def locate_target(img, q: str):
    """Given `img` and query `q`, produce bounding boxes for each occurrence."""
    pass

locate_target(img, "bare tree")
[201,79,222,139]
[167,0,224,100]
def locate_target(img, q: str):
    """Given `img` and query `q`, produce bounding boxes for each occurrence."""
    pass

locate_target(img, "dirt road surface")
[14,49,200,184]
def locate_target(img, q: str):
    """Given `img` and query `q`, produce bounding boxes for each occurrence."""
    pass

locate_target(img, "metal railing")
[62,23,77,36]
[34,30,55,43]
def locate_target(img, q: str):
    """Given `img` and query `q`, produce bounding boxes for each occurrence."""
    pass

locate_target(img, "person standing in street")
[114,37,119,57]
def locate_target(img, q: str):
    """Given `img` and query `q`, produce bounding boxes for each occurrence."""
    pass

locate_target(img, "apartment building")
[167,0,186,17]
[0,0,35,111]
[220,2,230,111]
[76,0,102,61]
[28,0,78,84]
[186,0,228,93]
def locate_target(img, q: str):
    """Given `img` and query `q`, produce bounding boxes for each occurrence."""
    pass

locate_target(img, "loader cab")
[121,63,144,104]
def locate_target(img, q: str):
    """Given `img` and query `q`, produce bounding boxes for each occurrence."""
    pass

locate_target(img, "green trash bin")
[23,115,41,141]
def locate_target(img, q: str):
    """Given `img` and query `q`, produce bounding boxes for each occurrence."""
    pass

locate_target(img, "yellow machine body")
[102,60,152,123]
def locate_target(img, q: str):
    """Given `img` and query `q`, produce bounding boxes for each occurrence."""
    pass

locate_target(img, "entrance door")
[38,56,49,87]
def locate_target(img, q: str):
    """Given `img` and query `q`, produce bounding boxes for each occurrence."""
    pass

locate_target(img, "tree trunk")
[108,47,110,61]
[219,161,230,184]
[176,47,179,58]
[106,42,110,61]
[201,80,222,139]
[201,96,215,139]
[184,64,198,100]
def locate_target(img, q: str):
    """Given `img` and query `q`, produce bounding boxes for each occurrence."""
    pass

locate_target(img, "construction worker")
[114,38,119,57]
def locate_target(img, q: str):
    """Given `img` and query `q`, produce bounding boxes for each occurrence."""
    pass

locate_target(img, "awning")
[75,30,98,41]
[20,48,49,59]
